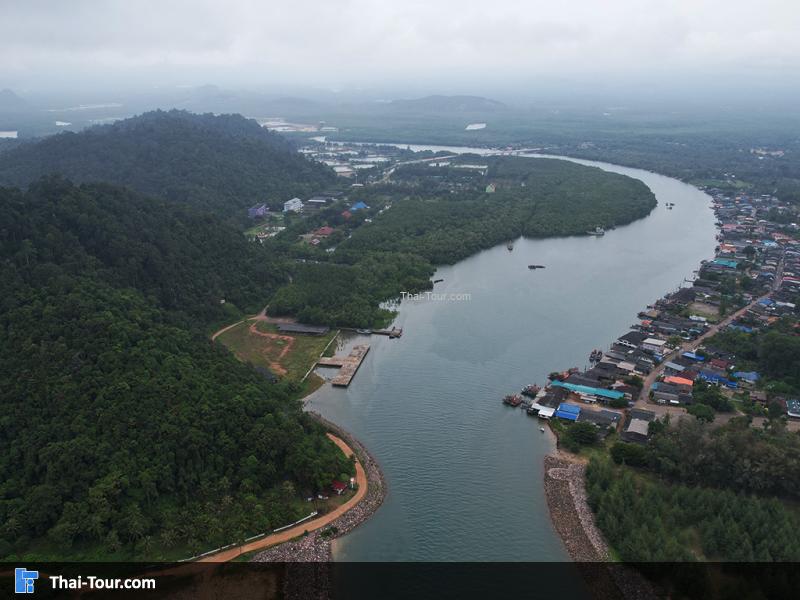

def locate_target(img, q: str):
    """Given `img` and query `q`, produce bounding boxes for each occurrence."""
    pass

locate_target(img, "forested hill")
[0,179,352,560]
[0,110,335,218]
[0,177,286,322]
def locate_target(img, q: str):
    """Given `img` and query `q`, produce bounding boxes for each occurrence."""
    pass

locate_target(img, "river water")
[306,145,718,562]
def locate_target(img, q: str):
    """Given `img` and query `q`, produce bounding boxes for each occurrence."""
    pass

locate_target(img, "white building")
[642,338,667,353]
[283,197,304,213]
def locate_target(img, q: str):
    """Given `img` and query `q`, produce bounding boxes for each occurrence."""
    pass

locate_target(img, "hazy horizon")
[2,0,800,108]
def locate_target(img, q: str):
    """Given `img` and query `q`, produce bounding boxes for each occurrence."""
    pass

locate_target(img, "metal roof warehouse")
[550,381,625,401]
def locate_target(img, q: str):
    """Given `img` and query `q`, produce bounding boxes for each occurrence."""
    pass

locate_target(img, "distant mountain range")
[0,88,28,111]
[385,95,507,113]
[0,109,334,218]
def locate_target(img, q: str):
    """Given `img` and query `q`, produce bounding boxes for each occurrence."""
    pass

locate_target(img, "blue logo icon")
[15,568,38,594]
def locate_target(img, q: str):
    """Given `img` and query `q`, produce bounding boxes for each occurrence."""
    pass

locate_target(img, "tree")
[768,401,786,420]
[687,403,715,423]
[562,421,599,451]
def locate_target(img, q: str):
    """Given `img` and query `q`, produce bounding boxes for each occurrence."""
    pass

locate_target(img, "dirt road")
[197,433,368,562]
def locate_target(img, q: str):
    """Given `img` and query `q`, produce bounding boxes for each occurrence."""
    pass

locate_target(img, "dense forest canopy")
[338,157,655,264]
[587,456,800,562]
[0,180,351,560]
[0,110,335,220]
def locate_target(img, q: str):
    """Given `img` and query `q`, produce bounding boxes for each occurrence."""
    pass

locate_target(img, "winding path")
[197,433,367,562]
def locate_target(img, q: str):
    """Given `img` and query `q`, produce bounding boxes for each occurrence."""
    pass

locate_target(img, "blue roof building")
[713,258,739,269]
[682,352,704,361]
[350,201,369,211]
[698,371,738,388]
[555,403,581,421]
[550,381,625,401]
[734,371,760,382]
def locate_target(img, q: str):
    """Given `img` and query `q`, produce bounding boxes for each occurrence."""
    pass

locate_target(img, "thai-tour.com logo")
[14,568,38,594]
[13,567,156,594]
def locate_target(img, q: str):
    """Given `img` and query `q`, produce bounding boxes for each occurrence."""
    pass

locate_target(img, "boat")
[507,242,514,251]
[589,349,603,362]
[586,226,605,236]
[521,383,541,398]
[356,328,372,335]
[540,427,545,433]
[433,278,444,283]
[528,264,546,270]
[502,394,523,407]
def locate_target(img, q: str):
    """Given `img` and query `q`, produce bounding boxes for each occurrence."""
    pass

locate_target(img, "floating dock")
[317,344,370,386]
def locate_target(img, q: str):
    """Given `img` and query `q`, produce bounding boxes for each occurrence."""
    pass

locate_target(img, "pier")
[318,344,370,386]
[373,327,403,338]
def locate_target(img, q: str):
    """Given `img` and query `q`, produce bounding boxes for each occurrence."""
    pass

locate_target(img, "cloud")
[0,0,798,89]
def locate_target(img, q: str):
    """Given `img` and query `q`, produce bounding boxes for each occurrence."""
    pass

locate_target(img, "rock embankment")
[543,454,608,562]
[252,413,386,563]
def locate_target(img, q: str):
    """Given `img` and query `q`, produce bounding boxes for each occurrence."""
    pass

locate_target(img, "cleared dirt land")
[215,319,336,381]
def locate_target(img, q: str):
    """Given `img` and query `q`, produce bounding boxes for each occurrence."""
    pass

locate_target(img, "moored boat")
[521,383,541,398]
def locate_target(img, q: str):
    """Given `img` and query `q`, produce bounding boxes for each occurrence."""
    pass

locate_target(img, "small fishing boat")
[356,329,372,335]
[507,242,514,251]
[540,427,545,433]
[433,278,444,283]
[502,394,523,407]
[586,226,605,236]
[528,264,546,270]
[521,383,541,398]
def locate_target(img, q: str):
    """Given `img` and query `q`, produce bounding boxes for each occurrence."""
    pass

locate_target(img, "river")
[306,144,718,562]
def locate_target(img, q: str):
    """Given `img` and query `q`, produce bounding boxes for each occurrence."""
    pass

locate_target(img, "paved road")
[197,433,367,562]
[637,253,784,409]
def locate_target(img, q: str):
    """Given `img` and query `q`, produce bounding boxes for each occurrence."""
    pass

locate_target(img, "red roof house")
[313,226,335,237]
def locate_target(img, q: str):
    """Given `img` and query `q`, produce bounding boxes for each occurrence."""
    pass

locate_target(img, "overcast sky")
[2,0,799,97]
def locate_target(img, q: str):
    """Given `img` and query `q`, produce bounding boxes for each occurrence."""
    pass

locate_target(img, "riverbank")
[543,453,608,562]
[251,413,386,562]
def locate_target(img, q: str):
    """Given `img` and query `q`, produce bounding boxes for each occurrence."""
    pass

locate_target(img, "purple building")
[248,203,269,219]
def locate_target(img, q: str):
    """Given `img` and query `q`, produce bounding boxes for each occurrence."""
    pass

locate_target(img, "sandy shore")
[251,412,386,563]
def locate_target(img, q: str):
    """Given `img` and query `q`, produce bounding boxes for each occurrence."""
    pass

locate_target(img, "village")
[510,188,800,443]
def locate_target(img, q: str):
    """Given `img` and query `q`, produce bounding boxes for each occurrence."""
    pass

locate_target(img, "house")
[642,338,667,353]
[284,197,304,213]
[248,203,269,219]
[578,408,622,431]
[621,408,656,444]
[350,201,369,211]
[787,399,800,418]
[664,376,694,388]
[710,358,730,371]
[664,361,686,374]
[617,331,648,349]
[305,197,329,210]
[734,371,759,386]
[312,226,335,237]
[331,481,348,495]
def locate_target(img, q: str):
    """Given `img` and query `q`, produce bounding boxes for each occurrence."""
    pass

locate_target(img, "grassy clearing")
[216,319,337,382]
